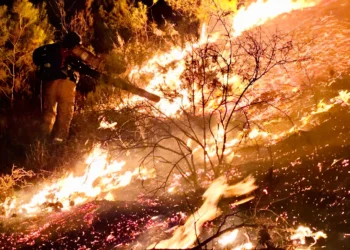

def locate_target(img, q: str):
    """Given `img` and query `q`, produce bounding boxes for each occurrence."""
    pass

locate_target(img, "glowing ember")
[149,176,257,249]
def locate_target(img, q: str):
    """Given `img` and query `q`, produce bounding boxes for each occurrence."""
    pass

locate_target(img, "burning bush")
[107,23,310,193]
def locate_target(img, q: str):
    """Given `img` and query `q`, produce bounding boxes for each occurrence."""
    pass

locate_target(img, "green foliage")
[165,0,238,20]
[80,1,169,107]
[99,0,148,34]
[64,0,94,46]
[165,0,201,15]
[103,50,127,75]
[0,6,9,46]
[97,0,157,65]
[0,0,53,105]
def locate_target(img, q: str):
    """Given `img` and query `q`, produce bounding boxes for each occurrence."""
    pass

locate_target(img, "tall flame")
[0,0,331,237]
[3,0,326,217]
[126,0,343,167]
[129,0,318,117]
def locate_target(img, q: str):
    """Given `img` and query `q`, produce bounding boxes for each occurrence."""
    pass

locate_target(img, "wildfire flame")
[98,116,118,130]
[290,226,327,248]
[2,146,155,216]
[1,2,340,250]
[311,100,334,114]
[232,242,254,250]
[149,176,257,249]
[129,0,318,116]
[232,0,317,36]
[128,1,337,247]
[218,229,238,246]
[1,0,332,224]
[126,0,326,158]
[333,90,350,106]
[218,229,254,250]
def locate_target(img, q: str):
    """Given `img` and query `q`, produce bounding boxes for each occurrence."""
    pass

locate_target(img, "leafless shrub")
[110,26,307,192]
[0,166,35,203]
[91,3,312,197]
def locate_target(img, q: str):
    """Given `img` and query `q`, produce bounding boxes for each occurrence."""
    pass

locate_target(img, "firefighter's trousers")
[42,78,76,141]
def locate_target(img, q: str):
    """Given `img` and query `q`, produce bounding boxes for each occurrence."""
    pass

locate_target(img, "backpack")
[33,43,69,81]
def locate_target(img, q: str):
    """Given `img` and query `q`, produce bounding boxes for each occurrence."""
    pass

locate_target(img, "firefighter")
[33,32,83,144]
[33,31,157,144]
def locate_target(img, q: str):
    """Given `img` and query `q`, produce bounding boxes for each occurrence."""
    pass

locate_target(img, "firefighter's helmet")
[62,31,82,48]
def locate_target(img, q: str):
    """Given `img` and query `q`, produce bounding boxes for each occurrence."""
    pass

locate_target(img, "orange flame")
[291,226,327,248]
[333,90,350,105]
[232,242,254,250]
[99,116,118,130]
[232,0,317,36]
[218,229,238,246]
[311,100,334,114]
[124,1,325,164]
[149,176,257,249]
[128,0,318,117]
[2,146,155,216]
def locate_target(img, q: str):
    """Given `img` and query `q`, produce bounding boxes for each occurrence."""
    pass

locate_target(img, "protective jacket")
[33,43,78,142]
[33,43,79,83]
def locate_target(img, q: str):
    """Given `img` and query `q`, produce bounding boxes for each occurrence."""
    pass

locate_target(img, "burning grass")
[1,0,350,249]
